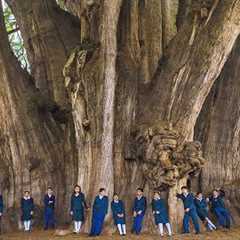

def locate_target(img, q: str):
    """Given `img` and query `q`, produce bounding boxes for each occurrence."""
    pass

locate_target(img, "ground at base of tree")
[2,227,240,240]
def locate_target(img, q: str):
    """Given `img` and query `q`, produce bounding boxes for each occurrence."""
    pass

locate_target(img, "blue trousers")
[214,207,231,228]
[89,213,105,236]
[183,209,200,233]
[44,208,55,229]
[132,214,144,234]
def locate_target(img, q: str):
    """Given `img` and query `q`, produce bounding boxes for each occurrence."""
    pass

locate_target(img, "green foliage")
[2,0,30,71]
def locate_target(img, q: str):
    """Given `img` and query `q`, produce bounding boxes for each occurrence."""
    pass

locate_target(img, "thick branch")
[139,0,240,140]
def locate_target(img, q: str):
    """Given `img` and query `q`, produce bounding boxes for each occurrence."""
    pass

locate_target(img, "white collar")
[24,196,30,200]
[99,195,104,199]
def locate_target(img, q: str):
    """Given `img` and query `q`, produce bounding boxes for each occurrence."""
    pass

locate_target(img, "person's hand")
[70,211,73,215]
[206,198,210,202]
[153,211,155,215]
[0,212,2,216]
[137,211,142,215]
[185,208,190,212]
[156,211,160,214]
[133,211,137,217]
[30,211,34,215]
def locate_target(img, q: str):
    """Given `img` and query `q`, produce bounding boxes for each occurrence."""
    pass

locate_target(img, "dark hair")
[196,192,202,195]
[113,193,118,197]
[181,186,188,190]
[137,188,143,192]
[154,191,160,195]
[24,191,30,194]
[99,188,105,193]
[47,187,52,190]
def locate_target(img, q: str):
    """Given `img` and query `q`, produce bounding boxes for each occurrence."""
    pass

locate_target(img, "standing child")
[111,193,126,236]
[151,191,172,236]
[44,187,55,230]
[21,191,34,232]
[208,189,231,229]
[194,192,216,231]
[131,188,147,235]
[70,185,88,234]
[89,188,109,236]
[176,186,200,234]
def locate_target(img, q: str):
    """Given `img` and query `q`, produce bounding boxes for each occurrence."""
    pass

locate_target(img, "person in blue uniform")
[44,187,55,230]
[208,189,231,229]
[89,188,109,236]
[194,192,216,231]
[131,188,147,235]
[111,193,126,236]
[151,191,172,236]
[21,191,34,232]
[0,194,3,234]
[176,186,200,234]
[70,185,88,234]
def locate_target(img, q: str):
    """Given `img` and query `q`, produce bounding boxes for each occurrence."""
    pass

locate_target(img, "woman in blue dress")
[194,192,216,231]
[151,191,172,236]
[111,193,126,236]
[21,191,34,232]
[70,185,88,234]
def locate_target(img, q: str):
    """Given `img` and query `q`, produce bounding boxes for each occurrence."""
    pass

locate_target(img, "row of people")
[0,186,232,236]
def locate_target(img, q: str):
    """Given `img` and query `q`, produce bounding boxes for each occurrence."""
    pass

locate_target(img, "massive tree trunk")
[1,0,240,234]
[195,35,240,223]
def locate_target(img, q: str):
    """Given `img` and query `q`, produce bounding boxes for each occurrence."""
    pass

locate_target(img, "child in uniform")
[21,191,34,232]
[111,193,126,236]
[70,185,88,234]
[44,187,55,230]
[151,191,172,236]
[176,186,200,234]
[131,188,147,235]
[89,188,109,236]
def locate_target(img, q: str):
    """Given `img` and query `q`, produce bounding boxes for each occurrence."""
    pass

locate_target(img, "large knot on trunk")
[125,123,206,189]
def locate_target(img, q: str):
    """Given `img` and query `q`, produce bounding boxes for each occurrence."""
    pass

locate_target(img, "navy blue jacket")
[151,198,169,224]
[133,196,147,215]
[111,200,126,225]
[71,192,87,221]
[194,197,208,220]
[44,194,55,210]
[177,193,196,211]
[209,196,225,210]
[21,197,34,221]
[93,195,108,216]
[0,195,3,214]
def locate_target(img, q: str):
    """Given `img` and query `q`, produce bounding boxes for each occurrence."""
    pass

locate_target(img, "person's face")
[100,190,105,196]
[75,186,80,193]
[154,192,160,199]
[47,189,53,195]
[24,192,30,197]
[213,190,218,197]
[136,190,143,197]
[113,195,119,201]
[181,188,188,194]
[197,193,203,199]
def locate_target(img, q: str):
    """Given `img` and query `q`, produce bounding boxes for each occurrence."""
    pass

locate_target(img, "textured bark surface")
[195,35,240,223]
[1,0,240,234]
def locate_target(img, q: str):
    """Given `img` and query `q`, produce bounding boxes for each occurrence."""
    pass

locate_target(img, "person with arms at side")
[152,191,172,236]
[21,191,34,232]
[131,188,147,235]
[111,193,126,236]
[70,185,88,234]
[44,187,56,230]
[89,188,108,237]
[176,186,200,234]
